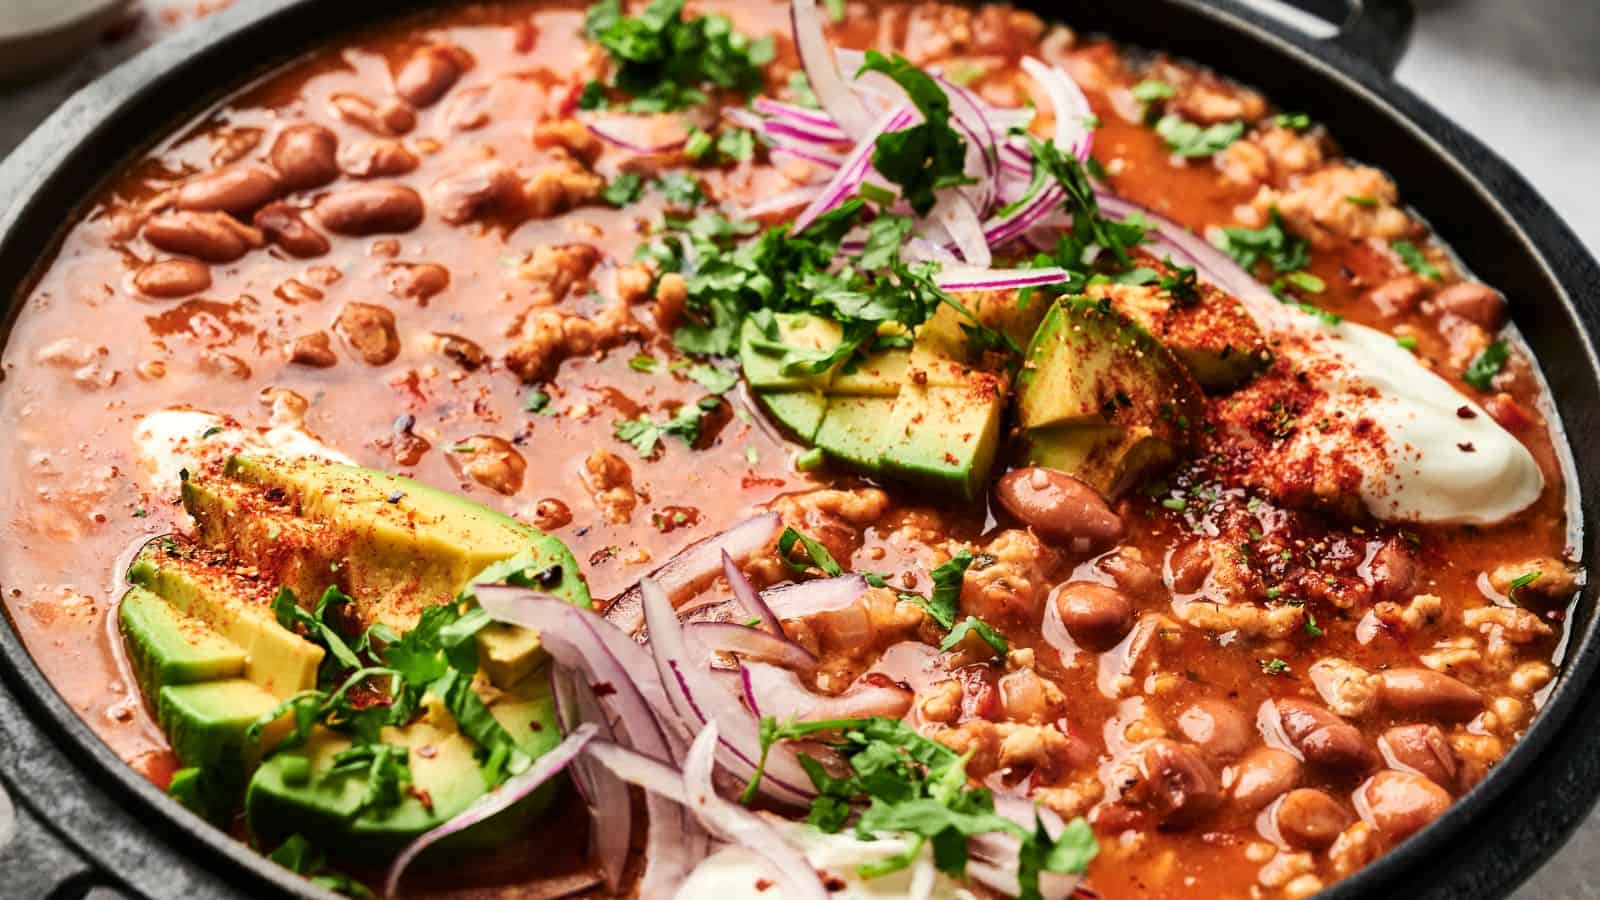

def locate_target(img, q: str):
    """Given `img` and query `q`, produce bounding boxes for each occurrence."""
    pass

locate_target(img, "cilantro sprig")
[614,395,721,456]
[583,0,774,113]
[1463,340,1509,390]
[856,50,973,215]
[746,716,1097,898]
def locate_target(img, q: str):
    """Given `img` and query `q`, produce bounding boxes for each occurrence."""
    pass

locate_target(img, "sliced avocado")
[158,678,284,772]
[814,396,895,473]
[738,313,842,391]
[1022,424,1178,497]
[831,348,910,396]
[126,539,322,699]
[246,674,562,858]
[880,380,1005,501]
[185,456,589,689]
[1088,275,1268,392]
[119,586,246,698]
[756,391,828,442]
[1015,298,1201,496]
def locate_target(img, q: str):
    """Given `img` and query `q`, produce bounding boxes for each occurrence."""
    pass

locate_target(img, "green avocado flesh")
[741,289,1217,500]
[118,456,589,856]
[740,295,1029,500]
[1016,299,1202,496]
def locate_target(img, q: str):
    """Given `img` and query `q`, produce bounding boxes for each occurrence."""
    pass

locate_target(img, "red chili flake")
[592,682,618,697]
[754,879,774,892]
[823,876,849,891]
[1458,442,1476,452]
[1457,405,1478,419]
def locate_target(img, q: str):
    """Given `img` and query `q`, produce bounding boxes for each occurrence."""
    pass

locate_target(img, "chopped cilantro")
[1260,658,1291,676]
[1275,112,1312,131]
[777,527,845,576]
[919,549,973,630]
[1396,335,1418,351]
[523,388,554,414]
[683,362,739,393]
[1463,341,1509,390]
[1214,210,1309,274]
[1392,239,1442,280]
[1303,612,1323,638]
[656,172,705,207]
[628,353,659,373]
[1161,497,1188,512]
[1130,80,1176,103]
[717,127,757,162]
[1159,258,1200,304]
[856,50,972,215]
[613,397,717,456]
[1346,194,1378,207]
[1508,570,1541,603]
[576,79,607,110]
[269,834,375,899]
[1154,116,1245,157]
[1275,270,1326,295]
[746,716,1098,896]
[583,0,774,113]
[939,615,1008,657]
[603,171,646,207]
[744,445,759,465]
[684,127,714,160]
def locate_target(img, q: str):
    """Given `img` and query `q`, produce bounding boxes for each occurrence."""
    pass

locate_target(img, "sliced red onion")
[763,117,851,148]
[1020,56,1093,162]
[761,574,868,619]
[792,106,913,234]
[741,662,912,721]
[791,0,873,138]
[934,265,1071,292]
[683,723,829,900]
[555,671,631,892]
[734,185,826,220]
[604,512,782,637]
[906,236,960,264]
[584,740,711,896]
[687,622,817,671]
[641,578,816,805]
[723,106,769,134]
[722,549,779,631]
[1092,192,1291,329]
[753,97,846,132]
[770,145,846,172]
[580,113,689,155]
[585,740,692,804]
[935,192,992,267]
[384,723,598,899]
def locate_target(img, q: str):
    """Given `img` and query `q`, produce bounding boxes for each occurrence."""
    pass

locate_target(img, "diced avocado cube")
[1023,423,1178,497]
[158,678,282,772]
[907,305,980,388]
[738,313,843,391]
[1090,278,1268,392]
[879,379,1005,500]
[757,391,829,442]
[127,540,321,699]
[119,586,246,699]
[814,396,896,473]
[831,349,910,396]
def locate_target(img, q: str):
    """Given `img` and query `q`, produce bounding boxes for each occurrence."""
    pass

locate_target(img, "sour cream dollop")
[133,408,352,496]
[676,822,977,900]
[1268,315,1543,525]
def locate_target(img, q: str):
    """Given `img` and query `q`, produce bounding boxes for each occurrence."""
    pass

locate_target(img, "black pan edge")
[0,1,1597,898]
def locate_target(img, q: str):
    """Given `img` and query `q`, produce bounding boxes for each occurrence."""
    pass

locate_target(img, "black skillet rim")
[0,1,1597,898]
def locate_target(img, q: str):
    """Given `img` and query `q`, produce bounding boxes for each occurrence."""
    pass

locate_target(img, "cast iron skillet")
[0,1,1597,898]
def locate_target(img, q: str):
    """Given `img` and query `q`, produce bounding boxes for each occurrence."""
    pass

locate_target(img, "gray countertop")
[0,0,1596,896]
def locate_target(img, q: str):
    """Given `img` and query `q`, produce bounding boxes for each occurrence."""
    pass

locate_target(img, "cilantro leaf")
[583,0,773,113]
[655,172,705,208]
[1130,80,1175,103]
[683,362,739,393]
[1392,239,1442,280]
[1214,210,1309,274]
[777,527,845,576]
[613,397,718,456]
[1155,116,1245,157]
[938,615,1008,657]
[603,171,646,207]
[1463,340,1509,390]
[856,50,971,216]
[920,549,973,630]
[1508,570,1541,603]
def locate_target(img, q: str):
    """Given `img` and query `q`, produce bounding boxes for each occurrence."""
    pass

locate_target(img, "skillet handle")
[0,775,109,899]
[1275,0,1415,75]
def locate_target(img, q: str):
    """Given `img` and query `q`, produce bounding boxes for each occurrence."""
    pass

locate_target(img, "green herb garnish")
[1463,341,1509,390]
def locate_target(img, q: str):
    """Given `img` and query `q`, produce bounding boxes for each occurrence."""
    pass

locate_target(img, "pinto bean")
[1431,282,1505,332]
[1368,540,1416,603]
[1168,539,1213,593]
[1123,739,1221,827]
[1375,668,1482,721]
[286,331,337,368]
[253,202,330,258]
[1051,582,1134,651]
[175,166,280,215]
[340,139,420,178]
[314,184,423,235]
[334,302,400,366]
[452,435,526,495]
[431,160,521,225]
[383,261,450,303]
[142,210,263,262]
[1357,770,1451,840]
[1366,274,1429,317]
[995,467,1123,545]
[133,259,211,298]
[1274,698,1377,772]
[270,124,340,190]
[330,92,416,135]
[395,45,466,107]
[1228,747,1302,811]
[1176,698,1253,763]
[432,332,485,370]
[1273,788,1350,849]
[1378,724,1460,789]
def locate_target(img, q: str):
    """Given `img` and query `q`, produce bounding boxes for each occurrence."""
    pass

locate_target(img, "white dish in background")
[0,0,132,82]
